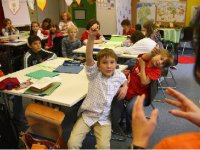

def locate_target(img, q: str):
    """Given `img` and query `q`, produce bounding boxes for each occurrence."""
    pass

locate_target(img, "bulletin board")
[136,2,156,25]
[156,0,187,25]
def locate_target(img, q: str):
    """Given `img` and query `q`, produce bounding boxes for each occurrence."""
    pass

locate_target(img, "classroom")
[0,0,200,149]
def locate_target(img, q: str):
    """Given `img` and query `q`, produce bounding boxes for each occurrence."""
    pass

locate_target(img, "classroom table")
[0,35,48,73]
[0,57,127,107]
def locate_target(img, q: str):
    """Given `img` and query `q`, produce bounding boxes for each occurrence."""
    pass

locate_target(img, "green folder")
[26,70,59,79]
[24,82,61,96]
[109,36,127,42]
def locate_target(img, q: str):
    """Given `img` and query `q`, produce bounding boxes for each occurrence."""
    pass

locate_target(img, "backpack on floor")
[0,102,19,148]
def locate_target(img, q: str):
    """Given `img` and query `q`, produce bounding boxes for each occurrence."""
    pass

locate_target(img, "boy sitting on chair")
[24,35,57,68]
[67,23,128,149]
[112,47,174,134]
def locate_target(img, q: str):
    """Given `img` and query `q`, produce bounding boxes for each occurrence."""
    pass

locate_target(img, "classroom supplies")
[53,60,83,74]
[54,65,83,74]
[26,70,59,79]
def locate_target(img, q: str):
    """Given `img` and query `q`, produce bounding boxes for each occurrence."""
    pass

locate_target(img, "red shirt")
[123,27,136,35]
[81,31,101,42]
[46,32,62,48]
[126,55,161,100]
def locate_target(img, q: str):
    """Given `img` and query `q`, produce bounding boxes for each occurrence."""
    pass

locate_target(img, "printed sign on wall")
[8,0,20,15]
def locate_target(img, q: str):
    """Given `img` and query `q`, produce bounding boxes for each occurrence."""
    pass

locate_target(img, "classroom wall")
[36,0,60,24]
[186,0,200,26]
[131,0,200,27]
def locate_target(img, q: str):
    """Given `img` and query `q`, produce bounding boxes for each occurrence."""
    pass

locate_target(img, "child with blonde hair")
[61,25,81,58]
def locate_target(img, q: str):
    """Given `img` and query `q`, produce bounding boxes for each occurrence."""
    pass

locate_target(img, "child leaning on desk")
[24,35,57,68]
[2,18,19,36]
[67,23,128,149]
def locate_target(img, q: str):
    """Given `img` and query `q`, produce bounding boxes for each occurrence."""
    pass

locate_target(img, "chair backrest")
[145,80,158,107]
[103,35,111,40]
[53,36,64,57]
[135,24,142,31]
[159,30,164,39]
[182,27,193,41]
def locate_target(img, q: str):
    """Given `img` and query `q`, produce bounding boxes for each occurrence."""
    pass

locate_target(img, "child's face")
[68,29,77,39]
[122,25,129,31]
[151,54,167,68]
[62,13,68,21]
[6,21,12,28]
[29,40,42,53]
[32,23,40,33]
[50,27,56,33]
[43,22,49,28]
[98,56,117,77]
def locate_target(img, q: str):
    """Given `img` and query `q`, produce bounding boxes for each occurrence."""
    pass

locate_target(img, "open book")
[29,77,61,93]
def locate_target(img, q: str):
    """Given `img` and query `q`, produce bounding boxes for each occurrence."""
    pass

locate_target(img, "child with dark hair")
[24,35,57,68]
[81,19,105,45]
[68,23,128,149]
[130,30,145,43]
[121,19,136,35]
[2,18,19,36]
[30,21,44,40]
[41,18,52,35]
[44,22,62,50]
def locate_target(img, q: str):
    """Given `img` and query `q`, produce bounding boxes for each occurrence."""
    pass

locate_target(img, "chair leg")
[154,79,166,103]
[162,69,176,89]
[182,42,187,55]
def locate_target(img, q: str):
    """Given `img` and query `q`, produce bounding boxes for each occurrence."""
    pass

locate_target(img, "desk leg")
[0,92,11,114]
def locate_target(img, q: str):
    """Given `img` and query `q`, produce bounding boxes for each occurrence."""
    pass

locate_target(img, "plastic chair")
[180,27,193,55]
[135,24,142,31]
[156,42,177,102]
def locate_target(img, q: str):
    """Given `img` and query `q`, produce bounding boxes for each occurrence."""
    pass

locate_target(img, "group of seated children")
[1,12,176,149]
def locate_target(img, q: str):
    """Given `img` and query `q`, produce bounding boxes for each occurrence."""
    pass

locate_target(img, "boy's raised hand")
[88,23,100,40]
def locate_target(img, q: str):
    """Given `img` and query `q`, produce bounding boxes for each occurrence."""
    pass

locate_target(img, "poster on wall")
[156,1,186,23]
[96,0,115,8]
[2,0,31,26]
[116,0,131,35]
[8,0,20,15]
[137,2,155,25]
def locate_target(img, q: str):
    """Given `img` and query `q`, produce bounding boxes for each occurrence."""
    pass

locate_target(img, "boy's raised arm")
[86,24,99,66]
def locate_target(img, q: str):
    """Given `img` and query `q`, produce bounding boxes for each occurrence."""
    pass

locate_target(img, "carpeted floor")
[60,62,200,149]
[2,51,199,149]
[178,55,196,64]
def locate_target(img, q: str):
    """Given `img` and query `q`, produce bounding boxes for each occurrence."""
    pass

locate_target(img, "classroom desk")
[159,28,182,43]
[73,45,138,59]
[74,35,138,59]
[0,35,48,73]
[0,57,127,107]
